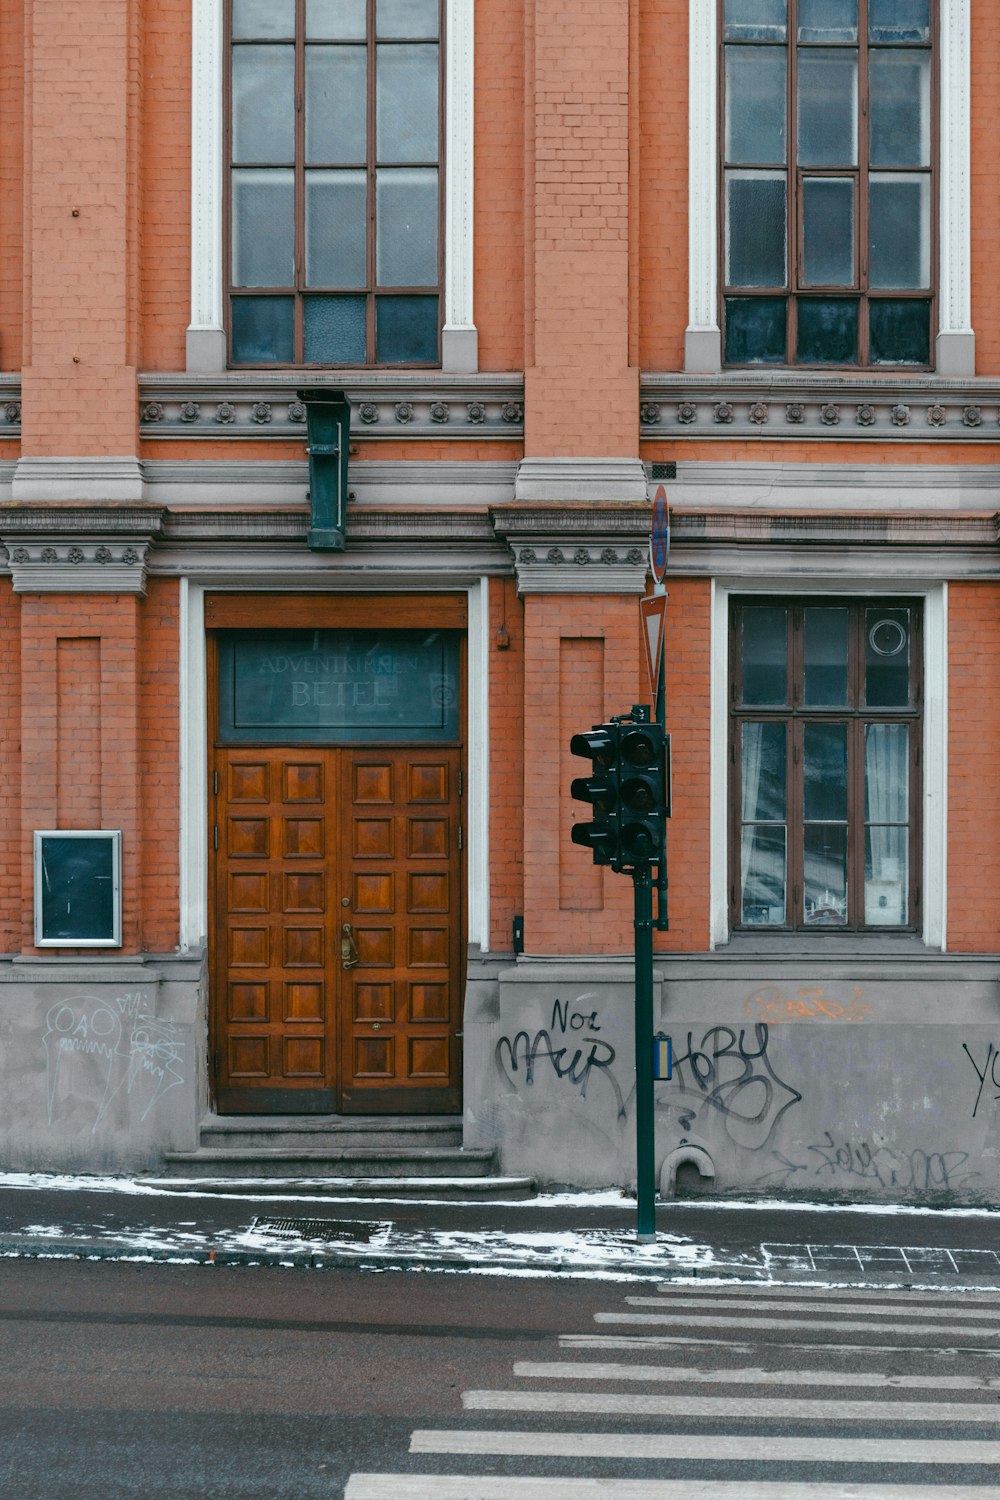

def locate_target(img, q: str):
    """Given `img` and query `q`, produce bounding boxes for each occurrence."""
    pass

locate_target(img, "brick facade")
[0,0,998,1195]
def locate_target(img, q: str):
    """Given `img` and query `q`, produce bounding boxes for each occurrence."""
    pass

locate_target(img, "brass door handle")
[341,922,359,970]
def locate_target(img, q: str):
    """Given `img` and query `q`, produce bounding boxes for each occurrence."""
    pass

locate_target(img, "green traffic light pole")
[633,860,656,1242]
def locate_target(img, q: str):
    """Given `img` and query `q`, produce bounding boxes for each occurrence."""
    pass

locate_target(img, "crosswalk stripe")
[410,1428,1000,1464]
[628,1295,1000,1322]
[345,1476,1000,1498]
[655,1283,1000,1300]
[595,1311,999,1337]
[461,1389,1000,1421]
[512,1359,1000,1390]
[561,1333,1000,1357]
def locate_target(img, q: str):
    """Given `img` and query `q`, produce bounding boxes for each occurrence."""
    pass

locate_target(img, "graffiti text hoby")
[665,1023,802,1151]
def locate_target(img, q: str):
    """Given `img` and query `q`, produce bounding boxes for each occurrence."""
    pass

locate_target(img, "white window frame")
[686,0,972,375]
[187,0,477,373]
[709,579,947,949]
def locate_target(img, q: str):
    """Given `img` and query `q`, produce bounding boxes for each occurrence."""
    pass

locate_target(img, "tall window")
[722,0,934,367]
[730,599,922,932]
[228,0,442,367]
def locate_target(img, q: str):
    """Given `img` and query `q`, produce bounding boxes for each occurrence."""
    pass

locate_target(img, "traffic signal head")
[569,724,620,866]
[617,724,666,868]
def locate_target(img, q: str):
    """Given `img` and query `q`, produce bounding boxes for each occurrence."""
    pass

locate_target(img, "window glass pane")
[804,722,848,821]
[726,171,786,286]
[232,46,295,163]
[870,51,930,167]
[865,607,910,706]
[306,171,367,286]
[233,0,295,39]
[802,177,855,286]
[306,45,367,163]
[797,49,857,165]
[869,0,930,43]
[377,43,439,162]
[869,174,929,289]
[803,607,849,704]
[304,296,367,362]
[232,169,295,285]
[804,825,848,924]
[865,825,908,925]
[869,298,930,365]
[742,722,787,821]
[231,297,294,363]
[725,47,787,164]
[798,0,857,43]
[865,723,909,824]
[376,168,438,285]
[306,0,366,39]
[375,295,439,362]
[741,825,787,925]
[724,0,787,41]
[741,605,788,704]
[796,298,858,363]
[725,297,787,363]
[377,0,439,37]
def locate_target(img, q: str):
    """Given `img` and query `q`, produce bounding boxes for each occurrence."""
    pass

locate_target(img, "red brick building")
[1,0,998,1200]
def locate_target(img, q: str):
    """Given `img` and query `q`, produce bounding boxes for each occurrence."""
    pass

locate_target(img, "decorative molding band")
[669,509,1000,548]
[0,505,165,595]
[491,501,651,595]
[0,378,22,434]
[139,374,524,440]
[640,376,1000,441]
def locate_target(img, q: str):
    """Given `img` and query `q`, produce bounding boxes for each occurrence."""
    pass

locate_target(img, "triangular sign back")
[640,592,667,694]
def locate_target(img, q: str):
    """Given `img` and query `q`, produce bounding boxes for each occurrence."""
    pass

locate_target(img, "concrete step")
[195,1114,463,1154]
[144,1172,537,1201]
[161,1147,498,1180]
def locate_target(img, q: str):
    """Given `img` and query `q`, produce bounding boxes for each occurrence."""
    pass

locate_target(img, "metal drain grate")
[252,1216,380,1243]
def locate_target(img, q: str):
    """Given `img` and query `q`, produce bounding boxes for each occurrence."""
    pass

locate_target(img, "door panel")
[212,744,462,1114]
[214,748,337,1113]
[339,748,462,1113]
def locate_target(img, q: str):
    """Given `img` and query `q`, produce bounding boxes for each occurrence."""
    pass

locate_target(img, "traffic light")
[569,723,620,866]
[617,722,667,869]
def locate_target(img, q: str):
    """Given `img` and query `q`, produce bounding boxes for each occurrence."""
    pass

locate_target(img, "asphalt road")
[3,1259,1000,1498]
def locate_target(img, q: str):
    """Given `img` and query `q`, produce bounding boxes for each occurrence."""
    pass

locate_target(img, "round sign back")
[650,485,670,583]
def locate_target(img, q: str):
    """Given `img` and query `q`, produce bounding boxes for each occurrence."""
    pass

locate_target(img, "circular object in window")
[869,618,907,657]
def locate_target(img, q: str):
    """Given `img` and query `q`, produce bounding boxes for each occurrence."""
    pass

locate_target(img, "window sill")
[715,931,930,957]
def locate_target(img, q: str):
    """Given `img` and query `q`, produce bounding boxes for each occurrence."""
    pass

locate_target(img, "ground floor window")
[729,596,922,932]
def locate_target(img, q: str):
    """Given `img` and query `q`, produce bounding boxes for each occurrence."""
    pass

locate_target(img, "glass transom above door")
[218,630,461,743]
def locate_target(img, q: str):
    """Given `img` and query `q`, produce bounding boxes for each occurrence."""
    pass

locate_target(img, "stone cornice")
[139,372,524,441]
[0,504,165,594]
[490,500,651,594]
[641,373,1000,441]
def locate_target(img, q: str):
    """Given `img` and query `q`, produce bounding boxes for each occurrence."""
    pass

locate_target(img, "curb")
[5,1234,1000,1287]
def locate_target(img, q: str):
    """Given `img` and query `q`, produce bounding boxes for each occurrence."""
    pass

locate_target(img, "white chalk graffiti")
[43,991,185,1131]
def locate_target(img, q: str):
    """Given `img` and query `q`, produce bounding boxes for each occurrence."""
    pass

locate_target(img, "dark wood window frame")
[729,596,923,933]
[719,0,938,369]
[225,0,445,369]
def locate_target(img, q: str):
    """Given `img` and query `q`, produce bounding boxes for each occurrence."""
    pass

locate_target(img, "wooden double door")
[212,745,463,1114]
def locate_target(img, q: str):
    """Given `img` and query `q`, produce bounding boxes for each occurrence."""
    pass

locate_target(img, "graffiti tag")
[495,995,628,1119]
